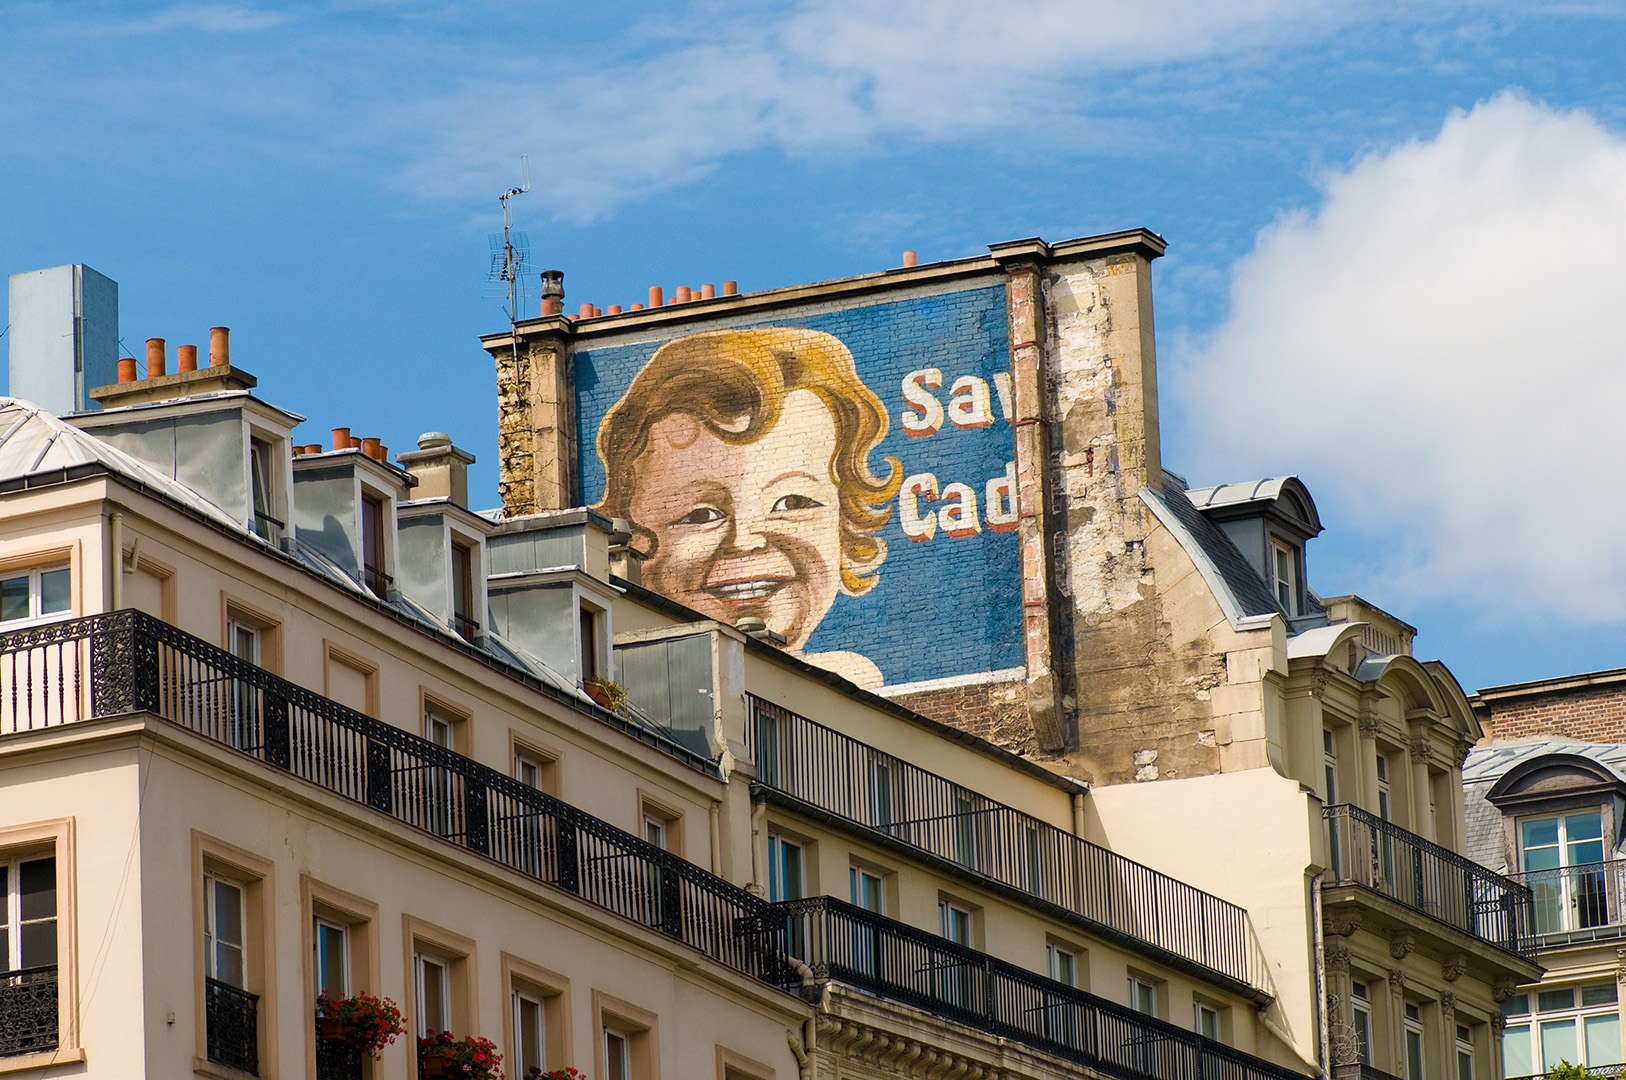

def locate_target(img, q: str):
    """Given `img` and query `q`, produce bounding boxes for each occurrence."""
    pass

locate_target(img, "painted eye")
[673,506,725,525]
[772,494,824,512]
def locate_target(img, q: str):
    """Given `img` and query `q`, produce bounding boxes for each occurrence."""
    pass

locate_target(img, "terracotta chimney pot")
[607,305,623,315]
[146,338,167,378]
[209,327,230,367]
[722,281,738,296]
[631,303,645,311]
[177,345,198,372]
[675,286,691,303]
[117,358,138,383]
[362,437,382,460]
[332,427,351,452]
[701,284,715,299]
[648,286,664,307]
[541,298,562,316]
[903,251,918,267]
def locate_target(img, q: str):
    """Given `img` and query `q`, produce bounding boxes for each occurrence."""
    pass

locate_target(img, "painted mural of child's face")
[627,389,842,650]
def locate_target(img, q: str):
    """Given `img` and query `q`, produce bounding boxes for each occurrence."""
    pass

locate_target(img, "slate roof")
[1462,739,1626,871]
[1140,473,1285,629]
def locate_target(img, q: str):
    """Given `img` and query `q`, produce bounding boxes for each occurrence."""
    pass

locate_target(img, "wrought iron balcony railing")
[315,1018,364,1080]
[205,976,260,1075]
[769,896,1305,1080]
[1507,858,1626,943]
[0,610,779,983]
[1323,804,1536,960]
[0,966,58,1057]
[748,694,1271,998]
[0,613,1313,1080]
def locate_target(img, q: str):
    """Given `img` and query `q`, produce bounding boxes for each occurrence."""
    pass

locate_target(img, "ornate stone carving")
[1440,992,1456,1016]
[1388,932,1416,960]
[1325,942,1351,973]
[1324,911,1363,938]
[1311,669,1330,698]
[1440,956,1467,983]
[1409,736,1435,764]
[1357,711,1380,739]
[1492,978,1519,1004]
[1456,740,1474,768]
[1387,968,1406,995]
[1491,1012,1507,1035]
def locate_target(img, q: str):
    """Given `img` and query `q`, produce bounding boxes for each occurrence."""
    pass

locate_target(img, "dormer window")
[451,539,478,639]
[361,492,388,596]
[249,436,281,542]
[1271,540,1297,616]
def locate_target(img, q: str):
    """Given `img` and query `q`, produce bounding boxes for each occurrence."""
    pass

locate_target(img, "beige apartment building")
[481,230,1541,1079]
[0,310,1333,1079]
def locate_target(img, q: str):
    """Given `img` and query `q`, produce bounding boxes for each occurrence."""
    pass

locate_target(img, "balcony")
[0,613,1311,1080]
[0,966,58,1057]
[748,695,1271,999]
[770,896,1307,1080]
[1507,859,1626,946]
[205,976,260,1075]
[316,1017,364,1080]
[1323,804,1536,960]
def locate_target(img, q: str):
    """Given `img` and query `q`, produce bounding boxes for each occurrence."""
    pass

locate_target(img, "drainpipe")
[110,512,123,609]
[1071,791,1086,837]
[709,800,721,875]
[1312,870,1330,1080]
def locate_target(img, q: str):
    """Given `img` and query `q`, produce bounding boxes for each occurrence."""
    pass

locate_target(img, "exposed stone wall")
[888,677,1036,754]
[1480,681,1626,742]
[492,329,575,517]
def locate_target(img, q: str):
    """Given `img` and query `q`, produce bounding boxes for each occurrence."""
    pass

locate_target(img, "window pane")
[1583,983,1619,1007]
[1542,1019,1578,1071]
[1503,1024,1532,1076]
[1539,988,1576,1012]
[19,920,56,967]
[606,1031,630,1080]
[1458,1048,1473,1080]
[420,959,447,1032]
[1503,993,1529,1016]
[1407,1029,1424,1079]
[518,996,544,1070]
[1587,1013,1621,1066]
[0,576,28,621]
[38,569,70,614]
[215,941,245,987]
[316,923,347,995]
[1569,811,1605,864]
[19,858,55,921]
[213,881,244,948]
[0,928,8,971]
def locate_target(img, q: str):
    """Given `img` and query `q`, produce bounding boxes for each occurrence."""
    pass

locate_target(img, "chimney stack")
[177,345,198,372]
[146,338,167,378]
[209,327,230,368]
[397,431,475,508]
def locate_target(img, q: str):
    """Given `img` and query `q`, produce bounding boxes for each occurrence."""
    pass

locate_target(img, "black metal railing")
[1323,804,1536,959]
[771,897,1304,1080]
[205,977,260,1075]
[0,966,58,1057]
[0,613,1313,1080]
[1331,1065,1404,1080]
[1508,858,1626,942]
[0,611,782,985]
[316,1023,364,1080]
[748,694,1270,996]
[452,612,481,639]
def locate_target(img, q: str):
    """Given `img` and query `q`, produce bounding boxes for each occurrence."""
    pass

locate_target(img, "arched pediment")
[1487,752,1626,809]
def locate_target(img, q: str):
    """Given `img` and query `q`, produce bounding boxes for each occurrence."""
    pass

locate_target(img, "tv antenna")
[487,156,533,324]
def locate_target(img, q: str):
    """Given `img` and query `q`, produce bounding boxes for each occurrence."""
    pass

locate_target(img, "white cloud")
[412,0,1371,218]
[1174,93,1626,623]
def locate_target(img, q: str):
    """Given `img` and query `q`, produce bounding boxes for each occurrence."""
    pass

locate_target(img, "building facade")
[483,231,1542,1079]
[1,314,1328,1078]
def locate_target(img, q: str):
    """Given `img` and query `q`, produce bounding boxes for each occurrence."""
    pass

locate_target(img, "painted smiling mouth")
[704,578,791,604]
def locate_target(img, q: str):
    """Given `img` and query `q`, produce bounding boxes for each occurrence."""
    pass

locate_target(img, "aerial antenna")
[487,156,534,325]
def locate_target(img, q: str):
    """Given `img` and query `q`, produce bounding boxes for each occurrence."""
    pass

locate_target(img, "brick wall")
[889,677,1038,755]
[1482,682,1626,742]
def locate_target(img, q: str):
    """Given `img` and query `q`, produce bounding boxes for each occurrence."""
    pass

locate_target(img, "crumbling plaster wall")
[1040,255,1281,785]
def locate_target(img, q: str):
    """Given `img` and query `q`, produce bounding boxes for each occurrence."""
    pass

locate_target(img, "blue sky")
[5,1,1626,694]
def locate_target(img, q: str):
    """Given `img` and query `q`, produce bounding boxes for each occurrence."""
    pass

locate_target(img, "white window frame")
[767,834,805,903]
[1323,729,1339,803]
[1455,1023,1474,1080]
[1404,1003,1425,1080]
[1046,943,1078,987]
[603,1025,632,1080]
[1,852,57,971]
[513,988,546,1076]
[642,815,666,851]
[1128,975,1159,1017]
[0,565,71,628]
[849,867,885,914]
[1519,809,1608,934]
[314,917,350,998]
[203,874,248,989]
[1504,982,1622,1074]
[1196,1001,1222,1041]
[415,953,452,1036]
[1351,980,1372,1065]
[1271,540,1297,616]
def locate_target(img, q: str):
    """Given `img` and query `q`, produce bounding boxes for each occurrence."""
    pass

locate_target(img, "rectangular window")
[937,899,974,1005]
[642,815,666,851]
[604,1027,631,1080]
[513,990,545,1076]
[579,606,599,684]
[0,567,70,627]
[1128,975,1158,1017]
[1196,1003,1221,1041]
[416,954,451,1036]
[1456,1024,1474,1080]
[1323,729,1339,802]
[1,855,57,971]
[314,918,349,998]
[1376,756,1392,820]
[1522,810,1608,934]
[361,493,387,595]
[1352,981,1372,1065]
[424,708,459,837]
[850,867,884,914]
[204,875,246,988]
[249,437,280,541]
[768,835,805,903]
[1272,541,1297,615]
[869,757,896,829]
[1404,1003,1424,1080]
[451,540,477,638]
[1046,944,1077,987]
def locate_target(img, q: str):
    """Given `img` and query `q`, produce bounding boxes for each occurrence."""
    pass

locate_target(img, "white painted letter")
[900,473,939,541]
[992,372,1014,423]
[900,369,944,437]
[985,461,1018,532]
[939,482,982,538]
[948,375,993,429]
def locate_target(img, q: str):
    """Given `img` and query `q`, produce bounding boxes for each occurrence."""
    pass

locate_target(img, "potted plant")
[418,1030,504,1080]
[315,991,406,1060]
[583,678,627,711]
